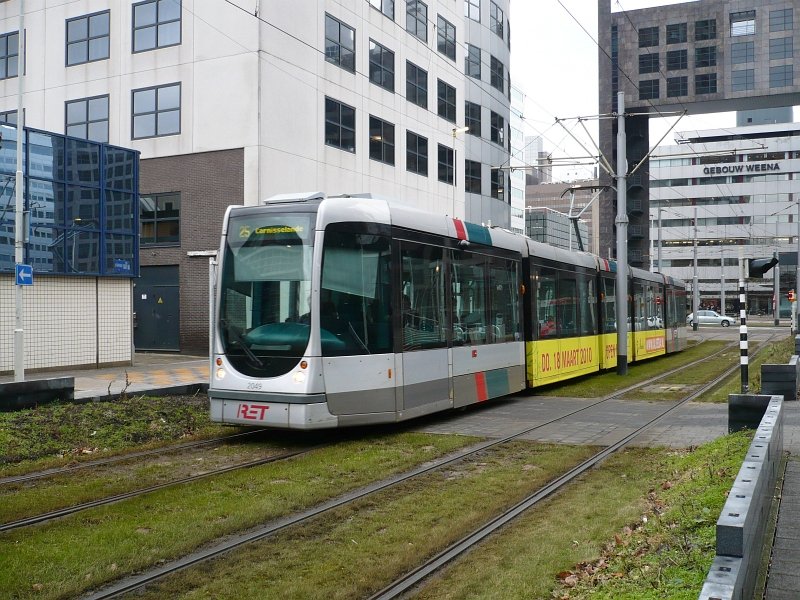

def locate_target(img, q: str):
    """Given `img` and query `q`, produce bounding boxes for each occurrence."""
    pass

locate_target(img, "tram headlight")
[292,370,306,383]
[215,367,226,380]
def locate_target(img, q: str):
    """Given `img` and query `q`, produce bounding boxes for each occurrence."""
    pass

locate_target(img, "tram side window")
[451,251,488,345]
[632,282,645,331]
[320,229,392,356]
[401,242,447,350]
[537,267,557,338]
[558,275,578,336]
[601,277,616,333]
[649,285,664,328]
[489,257,520,342]
[578,274,597,336]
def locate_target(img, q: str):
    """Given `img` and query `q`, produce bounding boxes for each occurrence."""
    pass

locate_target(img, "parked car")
[686,310,734,327]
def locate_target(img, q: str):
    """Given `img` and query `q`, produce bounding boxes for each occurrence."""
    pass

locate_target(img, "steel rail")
[0,428,271,486]
[1,449,309,532]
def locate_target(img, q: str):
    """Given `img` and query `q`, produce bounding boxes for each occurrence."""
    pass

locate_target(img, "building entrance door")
[134,265,180,351]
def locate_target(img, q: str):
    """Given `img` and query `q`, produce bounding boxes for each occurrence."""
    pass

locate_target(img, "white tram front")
[209,192,527,429]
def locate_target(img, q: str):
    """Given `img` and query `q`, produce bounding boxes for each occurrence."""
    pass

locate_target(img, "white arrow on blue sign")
[15,263,33,286]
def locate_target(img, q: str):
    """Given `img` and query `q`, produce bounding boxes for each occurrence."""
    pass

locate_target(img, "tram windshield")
[218,211,314,377]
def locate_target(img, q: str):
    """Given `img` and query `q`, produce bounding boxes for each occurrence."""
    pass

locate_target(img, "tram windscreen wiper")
[347,322,370,354]
[221,319,264,368]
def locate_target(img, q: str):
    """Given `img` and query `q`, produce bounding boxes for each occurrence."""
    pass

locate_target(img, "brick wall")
[139,149,244,352]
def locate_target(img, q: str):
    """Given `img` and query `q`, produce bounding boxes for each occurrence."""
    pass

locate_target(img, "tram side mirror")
[458,239,470,249]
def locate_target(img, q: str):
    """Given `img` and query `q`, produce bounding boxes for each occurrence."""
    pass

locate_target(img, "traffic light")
[789,290,796,302]
[747,256,779,278]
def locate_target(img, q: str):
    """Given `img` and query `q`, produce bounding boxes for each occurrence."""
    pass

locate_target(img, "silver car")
[686,310,734,327]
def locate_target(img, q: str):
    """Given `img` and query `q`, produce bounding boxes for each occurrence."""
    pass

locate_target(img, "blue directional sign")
[15,263,33,286]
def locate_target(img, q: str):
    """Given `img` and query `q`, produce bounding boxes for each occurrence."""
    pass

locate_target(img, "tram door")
[319,228,398,418]
[398,243,452,414]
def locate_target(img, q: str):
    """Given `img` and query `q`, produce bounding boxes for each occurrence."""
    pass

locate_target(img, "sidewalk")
[0,353,209,401]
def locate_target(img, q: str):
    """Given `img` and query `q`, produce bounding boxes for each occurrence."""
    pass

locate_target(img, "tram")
[209,192,687,429]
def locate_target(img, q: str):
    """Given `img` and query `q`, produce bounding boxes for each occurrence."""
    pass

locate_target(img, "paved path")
[0,353,209,400]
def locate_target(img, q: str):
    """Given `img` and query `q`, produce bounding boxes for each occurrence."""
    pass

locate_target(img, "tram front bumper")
[209,391,338,430]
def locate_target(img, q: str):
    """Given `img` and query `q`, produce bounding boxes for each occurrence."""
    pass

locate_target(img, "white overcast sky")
[510,0,740,180]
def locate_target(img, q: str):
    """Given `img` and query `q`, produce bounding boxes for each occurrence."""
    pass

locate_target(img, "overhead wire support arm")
[554,117,615,178]
[628,110,687,178]
[577,117,614,178]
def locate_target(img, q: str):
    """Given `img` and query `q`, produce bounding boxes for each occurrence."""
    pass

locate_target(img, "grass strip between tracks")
[0,432,473,600]
[116,433,750,600]
[543,340,728,398]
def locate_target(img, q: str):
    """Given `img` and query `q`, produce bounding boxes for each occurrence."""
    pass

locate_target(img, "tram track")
[82,338,758,600]
[0,428,272,487]
[367,348,755,600]
[0,448,311,533]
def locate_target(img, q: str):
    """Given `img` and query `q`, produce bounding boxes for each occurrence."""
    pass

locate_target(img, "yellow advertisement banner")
[526,336,602,387]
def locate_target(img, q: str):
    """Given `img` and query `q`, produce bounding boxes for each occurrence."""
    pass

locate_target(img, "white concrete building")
[650,121,800,315]
[0,0,513,352]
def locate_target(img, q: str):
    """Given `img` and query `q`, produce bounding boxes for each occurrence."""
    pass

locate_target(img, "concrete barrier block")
[728,394,773,432]
[698,556,744,600]
[0,377,75,411]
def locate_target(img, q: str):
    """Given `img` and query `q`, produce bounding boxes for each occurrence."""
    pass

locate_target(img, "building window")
[490,111,504,146]
[465,160,481,194]
[0,110,17,124]
[406,0,427,42]
[369,40,394,92]
[666,23,687,44]
[731,41,755,64]
[465,0,480,22]
[491,168,504,200]
[406,131,427,176]
[368,0,394,20]
[731,69,755,91]
[437,15,456,61]
[132,82,180,139]
[66,95,109,143]
[695,72,717,94]
[325,97,355,152]
[666,76,688,97]
[466,44,481,79]
[437,79,456,123]
[438,144,453,184]
[770,64,793,87]
[695,46,716,67]
[666,49,687,70]
[770,37,793,60]
[132,0,181,53]
[490,55,504,93]
[369,116,395,165]
[406,61,427,108]
[695,19,716,40]
[324,14,355,72]
[140,192,180,246]
[490,2,504,39]
[770,8,793,32]
[639,53,659,74]
[465,101,481,137]
[731,11,756,36]
[639,79,659,100]
[66,11,110,66]
[638,26,658,48]
[0,32,19,80]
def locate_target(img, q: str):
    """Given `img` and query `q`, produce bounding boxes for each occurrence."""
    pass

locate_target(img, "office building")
[0,0,512,352]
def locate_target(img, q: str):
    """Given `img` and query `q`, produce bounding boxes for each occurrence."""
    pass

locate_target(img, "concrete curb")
[699,395,783,600]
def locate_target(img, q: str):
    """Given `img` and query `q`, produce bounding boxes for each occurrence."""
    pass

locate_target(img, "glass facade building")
[0,124,139,277]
